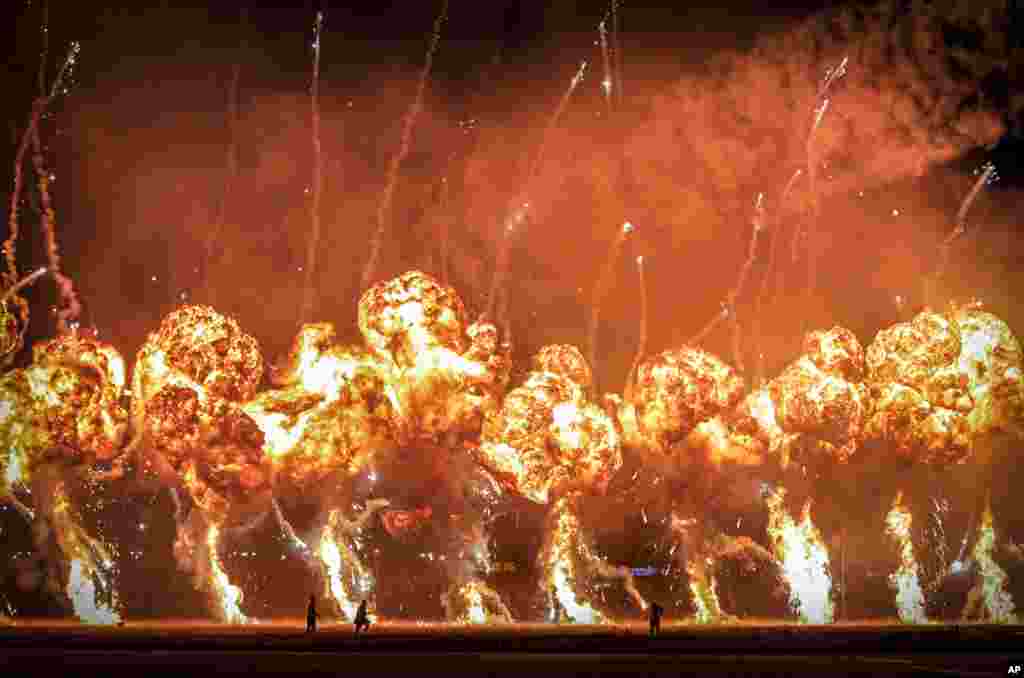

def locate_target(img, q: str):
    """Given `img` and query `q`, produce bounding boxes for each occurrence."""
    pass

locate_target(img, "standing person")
[353,600,371,636]
[306,595,318,633]
[649,602,663,637]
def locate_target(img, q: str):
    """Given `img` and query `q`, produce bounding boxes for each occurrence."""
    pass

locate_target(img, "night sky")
[3,0,1024,621]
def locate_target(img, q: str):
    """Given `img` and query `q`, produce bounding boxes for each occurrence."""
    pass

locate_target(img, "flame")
[766,488,834,623]
[551,401,584,450]
[968,503,1018,623]
[317,508,376,621]
[885,491,928,624]
[445,580,513,624]
[204,523,248,624]
[543,498,606,624]
[50,485,121,625]
[686,558,723,624]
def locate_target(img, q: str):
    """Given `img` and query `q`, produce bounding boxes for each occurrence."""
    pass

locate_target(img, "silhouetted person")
[353,600,371,636]
[306,595,318,633]
[551,586,562,624]
[649,602,664,637]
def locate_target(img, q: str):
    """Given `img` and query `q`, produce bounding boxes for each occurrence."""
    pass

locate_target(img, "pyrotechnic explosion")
[2,1,1023,631]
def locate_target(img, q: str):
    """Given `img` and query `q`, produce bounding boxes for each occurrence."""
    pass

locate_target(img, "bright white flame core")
[206,524,248,624]
[766,488,834,624]
[67,560,120,625]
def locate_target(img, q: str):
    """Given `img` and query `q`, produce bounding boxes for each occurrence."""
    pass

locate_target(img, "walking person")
[306,595,319,633]
[353,599,371,636]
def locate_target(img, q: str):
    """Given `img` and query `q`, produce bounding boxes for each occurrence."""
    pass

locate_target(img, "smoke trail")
[5,35,81,342]
[299,11,325,327]
[484,199,528,320]
[528,60,588,183]
[927,162,997,307]
[688,193,764,349]
[1,267,47,304]
[610,0,623,108]
[485,59,589,322]
[752,170,802,385]
[203,8,246,308]
[800,56,848,336]
[624,254,646,399]
[361,0,449,293]
[598,19,613,114]
[588,222,633,395]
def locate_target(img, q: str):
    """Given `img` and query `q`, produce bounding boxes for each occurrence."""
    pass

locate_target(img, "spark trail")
[688,193,764,349]
[753,169,802,385]
[486,59,589,322]
[299,11,324,326]
[800,56,848,336]
[1,267,47,304]
[598,19,613,113]
[6,37,81,340]
[588,222,633,395]
[625,254,646,398]
[928,162,997,307]
[361,0,449,293]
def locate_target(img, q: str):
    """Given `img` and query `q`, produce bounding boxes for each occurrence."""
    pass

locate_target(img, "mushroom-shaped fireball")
[0,331,129,623]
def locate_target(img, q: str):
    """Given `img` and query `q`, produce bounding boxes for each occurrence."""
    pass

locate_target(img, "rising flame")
[885,491,928,624]
[686,557,723,624]
[543,496,606,624]
[317,508,376,622]
[50,484,121,625]
[766,487,834,624]
[967,502,1018,623]
[204,523,248,624]
[444,580,513,624]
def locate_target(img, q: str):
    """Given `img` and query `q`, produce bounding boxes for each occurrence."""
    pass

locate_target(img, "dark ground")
[1,621,1022,677]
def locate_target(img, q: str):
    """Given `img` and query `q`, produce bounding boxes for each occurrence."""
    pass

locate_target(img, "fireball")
[131,304,267,622]
[358,270,510,442]
[244,325,401,492]
[473,344,621,504]
[864,304,1022,465]
[133,305,269,523]
[619,345,746,457]
[1,332,128,492]
[732,326,871,469]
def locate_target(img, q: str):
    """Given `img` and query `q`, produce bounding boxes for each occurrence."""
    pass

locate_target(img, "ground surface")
[1,620,1022,676]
